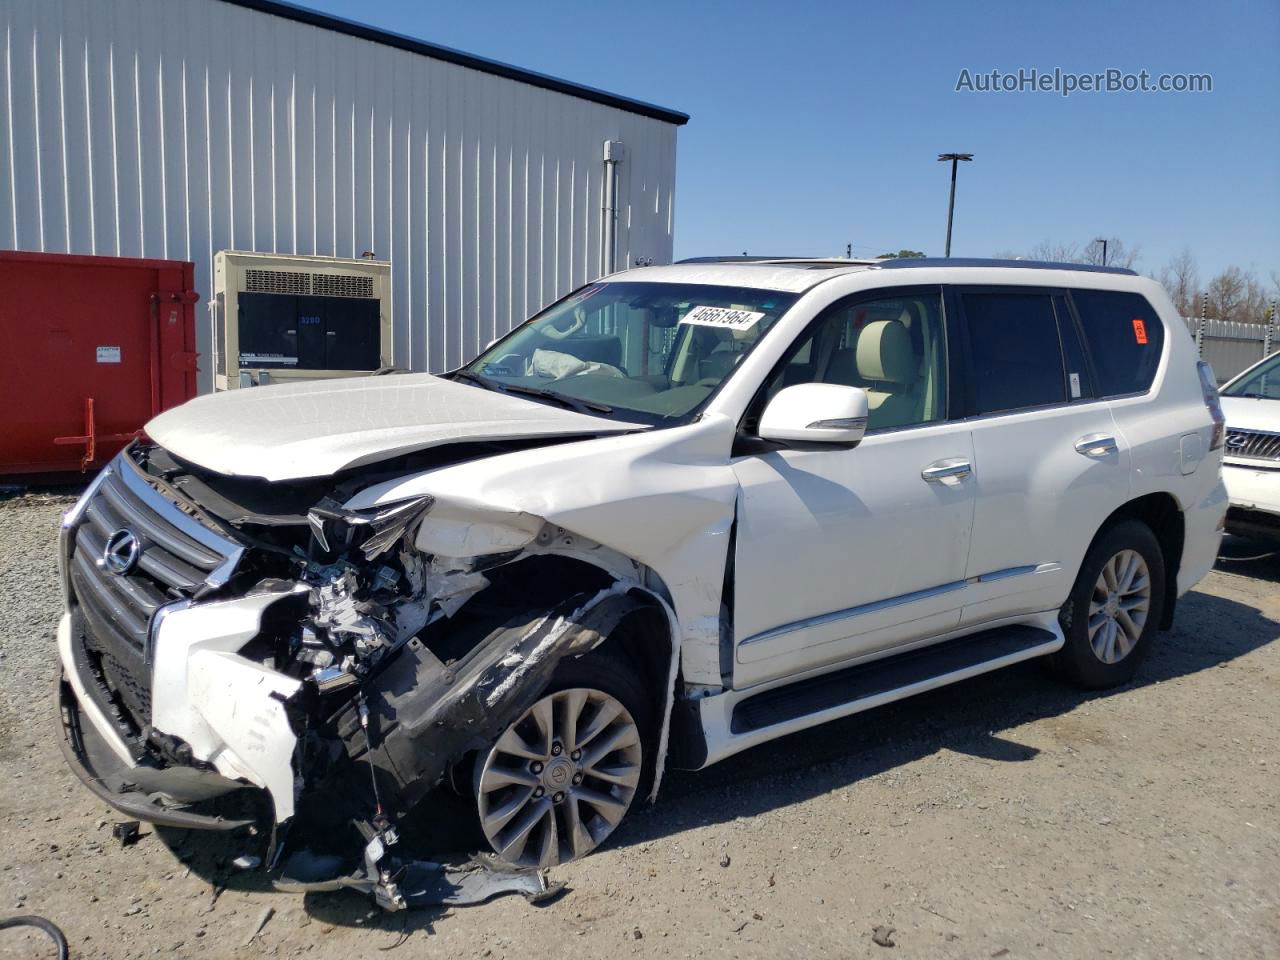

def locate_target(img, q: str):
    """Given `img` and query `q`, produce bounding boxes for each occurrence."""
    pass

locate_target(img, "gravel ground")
[1,488,1276,959]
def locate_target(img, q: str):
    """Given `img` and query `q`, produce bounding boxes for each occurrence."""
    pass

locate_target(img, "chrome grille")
[1224,428,1280,462]
[64,451,243,724]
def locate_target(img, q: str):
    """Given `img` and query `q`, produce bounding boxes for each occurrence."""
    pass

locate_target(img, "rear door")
[952,286,1130,624]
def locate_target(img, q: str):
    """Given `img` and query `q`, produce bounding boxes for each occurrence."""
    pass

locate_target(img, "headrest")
[856,319,914,384]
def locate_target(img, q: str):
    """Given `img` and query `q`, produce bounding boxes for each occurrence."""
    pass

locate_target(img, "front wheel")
[1054,519,1166,689]
[473,655,652,868]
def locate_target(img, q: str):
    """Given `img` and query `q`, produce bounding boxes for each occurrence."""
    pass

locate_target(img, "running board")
[730,624,1060,735]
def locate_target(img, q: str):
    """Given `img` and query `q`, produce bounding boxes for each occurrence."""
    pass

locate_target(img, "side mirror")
[758,383,869,446]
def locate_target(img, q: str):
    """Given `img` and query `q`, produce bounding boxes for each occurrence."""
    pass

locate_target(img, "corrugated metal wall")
[0,0,679,390]
[1183,317,1277,384]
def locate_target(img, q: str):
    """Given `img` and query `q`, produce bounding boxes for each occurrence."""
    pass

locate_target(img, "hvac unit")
[211,251,393,390]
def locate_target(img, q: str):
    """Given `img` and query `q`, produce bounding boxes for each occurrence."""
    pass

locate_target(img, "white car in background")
[1218,350,1280,542]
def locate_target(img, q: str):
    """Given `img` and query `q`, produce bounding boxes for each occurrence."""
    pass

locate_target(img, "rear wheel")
[473,654,652,868]
[1054,519,1166,688]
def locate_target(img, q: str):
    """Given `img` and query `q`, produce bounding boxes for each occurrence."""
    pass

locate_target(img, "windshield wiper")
[451,369,498,391]
[453,369,613,414]
[1232,392,1273,399]
[497,382,614,415]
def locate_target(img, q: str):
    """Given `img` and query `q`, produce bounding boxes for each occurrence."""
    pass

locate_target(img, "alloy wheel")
[1088,548,1151,664]
[475,687,642,868]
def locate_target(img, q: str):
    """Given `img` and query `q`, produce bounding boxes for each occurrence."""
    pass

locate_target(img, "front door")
[730,288,976,688]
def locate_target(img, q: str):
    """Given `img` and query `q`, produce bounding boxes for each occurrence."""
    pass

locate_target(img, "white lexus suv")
[1217,350,1280,542]
[55,257,1227,908]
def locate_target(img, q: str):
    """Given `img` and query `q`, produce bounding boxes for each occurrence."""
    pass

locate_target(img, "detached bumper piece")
[275,849,562,910]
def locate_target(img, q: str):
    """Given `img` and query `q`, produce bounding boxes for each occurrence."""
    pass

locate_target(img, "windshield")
[1221,351,1280,399]
[458,282,799,424]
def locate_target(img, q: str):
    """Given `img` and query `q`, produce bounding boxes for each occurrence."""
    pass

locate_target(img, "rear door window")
[1070,290,1164,397]
[957,289,1067,415]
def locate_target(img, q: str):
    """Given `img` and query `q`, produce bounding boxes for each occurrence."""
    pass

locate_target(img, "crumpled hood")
[145,373,641,481]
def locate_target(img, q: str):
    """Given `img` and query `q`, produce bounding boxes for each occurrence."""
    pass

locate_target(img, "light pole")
[1094,237,1108,266]
[937,153,973,257]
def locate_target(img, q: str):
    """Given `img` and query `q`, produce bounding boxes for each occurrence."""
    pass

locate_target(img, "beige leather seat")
[855,318,919,428]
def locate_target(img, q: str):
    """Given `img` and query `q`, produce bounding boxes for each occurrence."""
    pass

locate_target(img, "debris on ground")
[871,925,897,947]
[110,821,140,847]
[243,907,275,946]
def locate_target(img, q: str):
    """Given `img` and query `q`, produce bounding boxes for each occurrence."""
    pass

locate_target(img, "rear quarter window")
[1070,290,1164,397]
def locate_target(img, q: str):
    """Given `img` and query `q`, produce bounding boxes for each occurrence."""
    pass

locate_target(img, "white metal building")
[0,0,687,390]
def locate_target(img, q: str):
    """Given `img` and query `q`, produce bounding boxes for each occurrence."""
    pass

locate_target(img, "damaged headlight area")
[294,496,438,678]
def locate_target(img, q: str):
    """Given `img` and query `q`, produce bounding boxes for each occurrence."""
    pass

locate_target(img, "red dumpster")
[0,251,199,476]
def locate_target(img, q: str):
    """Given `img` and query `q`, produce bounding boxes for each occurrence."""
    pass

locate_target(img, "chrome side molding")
[740,562,1060,649]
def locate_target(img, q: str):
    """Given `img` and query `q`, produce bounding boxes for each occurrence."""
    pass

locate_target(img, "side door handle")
[1075,433,1118,458]
[921,458,972,482]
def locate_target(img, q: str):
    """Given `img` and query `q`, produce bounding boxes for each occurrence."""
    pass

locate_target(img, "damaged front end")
[58,443,669,910]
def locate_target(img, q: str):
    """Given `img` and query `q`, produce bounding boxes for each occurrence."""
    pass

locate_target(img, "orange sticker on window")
[1132,318,1149,345]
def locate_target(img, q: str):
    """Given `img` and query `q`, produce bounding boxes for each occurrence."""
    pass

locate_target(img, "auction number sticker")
[96,345,121,363]
[679,305,765,330]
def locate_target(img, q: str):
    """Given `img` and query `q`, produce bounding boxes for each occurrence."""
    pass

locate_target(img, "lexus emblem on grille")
[102,529,141,576]
[1225,433,1248,449]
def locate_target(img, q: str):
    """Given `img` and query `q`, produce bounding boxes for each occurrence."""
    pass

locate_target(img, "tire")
[473,651,655,868]
[1053,518,1166,689]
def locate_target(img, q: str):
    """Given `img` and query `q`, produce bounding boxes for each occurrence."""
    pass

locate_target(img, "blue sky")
[304,0,1278,284]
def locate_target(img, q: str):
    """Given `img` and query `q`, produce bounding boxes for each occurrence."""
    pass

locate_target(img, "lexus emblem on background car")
[101,529,141,576]
[1225,433,1247,449]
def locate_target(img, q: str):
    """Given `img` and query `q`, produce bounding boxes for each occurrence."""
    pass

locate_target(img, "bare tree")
[1019,238,1138,268]
[1156,248,1199,316]
[1206,266,1249,321]
[1081,237,1140,269]
[1027,240,1082,263]
[1243,274,1268,323]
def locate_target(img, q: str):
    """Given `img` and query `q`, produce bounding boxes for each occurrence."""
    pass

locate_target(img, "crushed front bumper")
[56,586,305,829]
[58,673,257,831]
[56,613,261,830]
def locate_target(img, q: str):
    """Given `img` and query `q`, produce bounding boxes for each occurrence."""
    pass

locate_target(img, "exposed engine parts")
[57,442,683,913]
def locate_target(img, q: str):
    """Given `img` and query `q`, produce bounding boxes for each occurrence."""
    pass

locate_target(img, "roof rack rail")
[676,256,879,266]
[676,255,813,264]
[876,257,1138,276]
